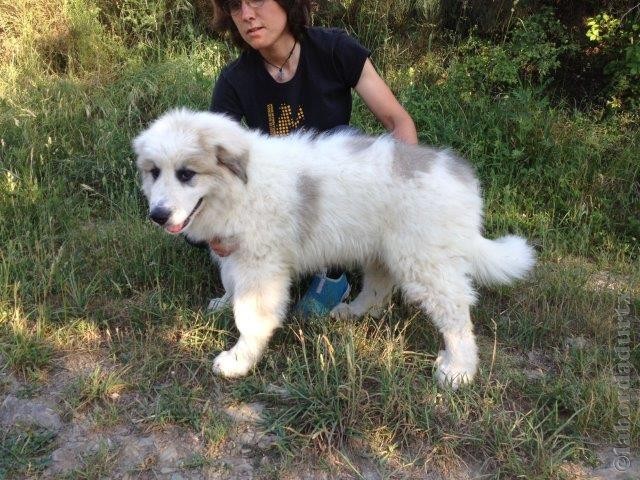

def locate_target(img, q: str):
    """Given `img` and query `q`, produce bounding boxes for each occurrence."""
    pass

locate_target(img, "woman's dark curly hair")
[211,0,312,50]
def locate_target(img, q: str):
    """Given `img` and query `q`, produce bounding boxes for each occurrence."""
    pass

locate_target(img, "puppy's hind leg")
[401,267,479,389]
[213,269,290,378]
[331,260,394,320]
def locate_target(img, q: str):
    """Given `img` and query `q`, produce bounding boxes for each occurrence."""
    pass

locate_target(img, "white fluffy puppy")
[133,108,535,387]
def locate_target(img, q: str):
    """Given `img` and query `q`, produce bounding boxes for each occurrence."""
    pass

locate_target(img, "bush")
[448,8,576,96]
[586,11,640,110]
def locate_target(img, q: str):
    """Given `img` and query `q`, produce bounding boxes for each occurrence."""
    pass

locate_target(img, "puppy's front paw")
[330,302,356,320]
[434,350,476,389]
[212,348,255,378]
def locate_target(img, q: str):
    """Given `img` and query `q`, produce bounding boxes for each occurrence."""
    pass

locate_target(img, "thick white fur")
[133,108,536,388]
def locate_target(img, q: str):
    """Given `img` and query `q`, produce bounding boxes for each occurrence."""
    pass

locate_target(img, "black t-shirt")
[209,27,370,135]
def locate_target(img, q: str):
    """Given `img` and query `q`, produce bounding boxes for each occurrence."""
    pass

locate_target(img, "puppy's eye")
[150,167,160,180]
[176,168,196,183]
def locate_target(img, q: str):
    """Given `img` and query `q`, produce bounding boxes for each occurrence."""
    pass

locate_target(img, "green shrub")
[586,11,640,109]
[448,8,576,96]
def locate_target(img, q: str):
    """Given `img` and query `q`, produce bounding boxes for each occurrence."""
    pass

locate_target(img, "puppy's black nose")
[149,207,171,226]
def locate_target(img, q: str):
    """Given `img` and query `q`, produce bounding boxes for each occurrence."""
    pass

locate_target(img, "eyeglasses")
[224,0,267,15]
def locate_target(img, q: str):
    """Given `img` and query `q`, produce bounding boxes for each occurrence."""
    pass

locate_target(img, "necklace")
[261,41,297,82]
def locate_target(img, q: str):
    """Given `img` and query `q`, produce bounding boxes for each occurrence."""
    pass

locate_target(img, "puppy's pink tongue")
[166,224,183,234]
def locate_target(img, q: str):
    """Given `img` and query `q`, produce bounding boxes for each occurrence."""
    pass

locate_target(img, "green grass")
[0,427,57,478]
[248,305,635,477]
[0,313,54,377]
[63,365,129,412]
[151,377,231,446]
[0,0,638,478]
[58,441,119,480]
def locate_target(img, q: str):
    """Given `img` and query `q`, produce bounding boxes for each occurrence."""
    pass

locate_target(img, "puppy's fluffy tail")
[471,235,536,285]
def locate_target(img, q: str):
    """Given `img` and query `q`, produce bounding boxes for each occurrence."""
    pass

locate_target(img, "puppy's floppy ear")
[197,114,251,184]
[132,133,145,157]
[131,133,149,169]
[216,145,249,184]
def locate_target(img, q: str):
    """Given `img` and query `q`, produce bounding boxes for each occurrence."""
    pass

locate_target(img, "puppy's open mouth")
[165,198,203,234]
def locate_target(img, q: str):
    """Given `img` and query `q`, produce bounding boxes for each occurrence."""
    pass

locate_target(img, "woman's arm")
[354,59,418,145]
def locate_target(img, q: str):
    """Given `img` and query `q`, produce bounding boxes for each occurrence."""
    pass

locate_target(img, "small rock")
[157,444,180,465]
[49,444,82,473]
[0,395,62,431]
[565,336,588,350]
[224,402,264,423]
[0,369,19,394]
[229,459,254,478]
[526,350,554,373]
[237,431,256,445]
[118,435,156,470]
[256,433,278,450]
[524,369,545,380]
[89,438,114,453]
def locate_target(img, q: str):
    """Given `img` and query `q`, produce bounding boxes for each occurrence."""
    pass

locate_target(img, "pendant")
[277,68,284,82]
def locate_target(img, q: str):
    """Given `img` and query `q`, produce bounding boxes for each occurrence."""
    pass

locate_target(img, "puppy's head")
[132,108,249,235]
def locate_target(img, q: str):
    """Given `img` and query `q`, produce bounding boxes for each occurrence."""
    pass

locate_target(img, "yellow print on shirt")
[267,103,305,136]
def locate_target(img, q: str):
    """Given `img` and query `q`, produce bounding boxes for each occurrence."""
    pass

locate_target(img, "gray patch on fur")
[392,143,437,179]
[296,174,320,244]
[217,146,249,184]
[344,136,376,155]
[445,150,477,186]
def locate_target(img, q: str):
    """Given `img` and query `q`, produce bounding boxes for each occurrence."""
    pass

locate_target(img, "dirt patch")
[1,349,637,479]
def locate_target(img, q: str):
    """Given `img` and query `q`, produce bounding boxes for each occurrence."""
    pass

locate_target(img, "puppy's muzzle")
[149,206,171,226]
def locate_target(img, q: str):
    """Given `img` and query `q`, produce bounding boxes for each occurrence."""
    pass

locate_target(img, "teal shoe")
[294,273,350,317]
